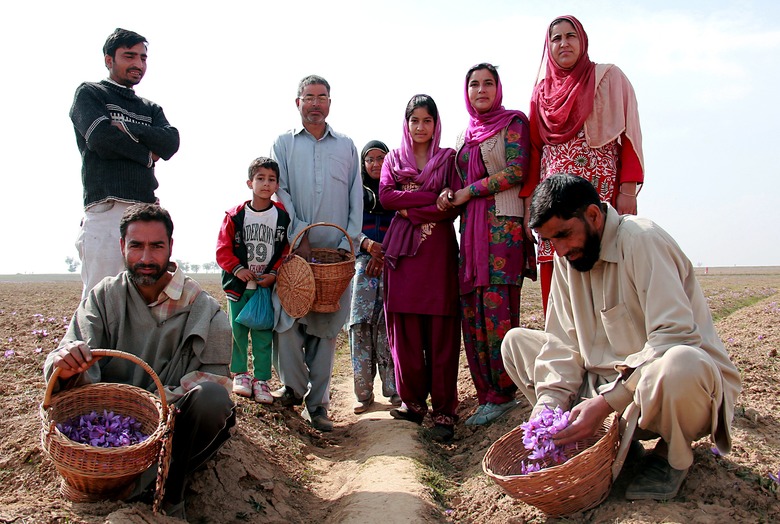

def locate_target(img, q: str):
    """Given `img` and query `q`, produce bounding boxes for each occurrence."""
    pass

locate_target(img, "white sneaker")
[253,380,273,404]
[232,373,253,397]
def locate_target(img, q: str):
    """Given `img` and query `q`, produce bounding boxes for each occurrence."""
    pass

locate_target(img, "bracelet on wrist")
[619,190,636,197]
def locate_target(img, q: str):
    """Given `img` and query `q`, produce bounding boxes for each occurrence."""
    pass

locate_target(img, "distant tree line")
[64,257,219,274]
[176,260,220,273]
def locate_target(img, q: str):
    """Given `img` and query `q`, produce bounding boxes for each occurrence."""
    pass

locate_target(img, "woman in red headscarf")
[530,15,645,314]
[437,63,536,426]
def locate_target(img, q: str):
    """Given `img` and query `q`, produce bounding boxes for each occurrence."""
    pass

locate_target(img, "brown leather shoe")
[353,394,374,414]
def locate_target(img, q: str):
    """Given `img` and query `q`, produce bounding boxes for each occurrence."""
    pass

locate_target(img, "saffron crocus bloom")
[519,405,573,474]
[57,410,149,448]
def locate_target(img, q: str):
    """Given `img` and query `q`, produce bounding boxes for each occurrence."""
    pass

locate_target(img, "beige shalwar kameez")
[501,206,740,470]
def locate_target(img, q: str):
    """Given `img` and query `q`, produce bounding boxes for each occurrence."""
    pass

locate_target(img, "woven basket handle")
[291,222,355,256]
[42,349,169,422]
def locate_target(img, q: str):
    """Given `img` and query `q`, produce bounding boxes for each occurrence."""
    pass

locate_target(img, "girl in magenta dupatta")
[438,63,534,426]
[380,95,461,442]
[529,16,645,315]
[382,103,454,270]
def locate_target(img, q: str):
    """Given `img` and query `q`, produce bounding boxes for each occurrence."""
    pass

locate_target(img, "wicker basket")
[482,412,621,517]
[276,254,316,318]
[278,222,355,315]
[40,349,169,502]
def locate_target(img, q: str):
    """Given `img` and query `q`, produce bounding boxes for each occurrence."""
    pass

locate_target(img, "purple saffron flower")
[520,461,542,475]
[518,405,573,473]
[4,349,14,358]
[57,410,149,447]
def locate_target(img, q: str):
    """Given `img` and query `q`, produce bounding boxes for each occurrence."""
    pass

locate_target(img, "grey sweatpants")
[273,321,337,413]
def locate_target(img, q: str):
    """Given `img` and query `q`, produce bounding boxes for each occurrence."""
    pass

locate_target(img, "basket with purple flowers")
[482,407,620,517]
[40,349,171,503]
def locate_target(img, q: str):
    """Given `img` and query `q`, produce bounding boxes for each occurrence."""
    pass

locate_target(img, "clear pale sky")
[1,0,778,274]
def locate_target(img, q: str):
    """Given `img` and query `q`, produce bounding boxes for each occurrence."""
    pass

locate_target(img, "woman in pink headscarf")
[380,94,461,442]
[530,15,645,314]
[438,63,535,426]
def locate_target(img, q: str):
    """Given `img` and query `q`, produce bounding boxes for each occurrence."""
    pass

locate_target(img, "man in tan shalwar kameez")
[501,174,740,501]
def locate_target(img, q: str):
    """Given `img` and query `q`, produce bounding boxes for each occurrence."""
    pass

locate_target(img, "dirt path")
[55,354,442,524]
[306,377,441,523]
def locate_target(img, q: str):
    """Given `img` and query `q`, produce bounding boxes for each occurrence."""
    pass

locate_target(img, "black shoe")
[426,424,454,443]
[162,500,186,520]
[303,406,333,432]
[625,454,688,500]
[271,385,303,407]
[625,440,647,465]
[389,406,424,425]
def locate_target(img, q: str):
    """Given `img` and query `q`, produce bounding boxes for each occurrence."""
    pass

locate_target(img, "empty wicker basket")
[482,412,620,517]
[278,222,355,316]
[40,349,169,502]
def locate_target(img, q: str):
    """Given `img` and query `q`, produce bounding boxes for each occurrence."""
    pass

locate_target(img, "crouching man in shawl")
[44,203,235,518]
[501,174,740,501]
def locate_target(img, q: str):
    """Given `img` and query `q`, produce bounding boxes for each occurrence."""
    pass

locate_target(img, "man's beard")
[127,262,168,286]
[569,226,601,272]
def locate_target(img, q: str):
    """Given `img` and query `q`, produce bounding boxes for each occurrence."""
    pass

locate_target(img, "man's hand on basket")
[257,273,276,288]
[553,395,613,446]
[52,341,100,380]
[294,234,312,262]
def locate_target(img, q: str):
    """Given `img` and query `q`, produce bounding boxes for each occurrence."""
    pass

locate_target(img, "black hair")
[247,157,280,180]
[529,173,602,229]
[103,28,147,59]
[466,62,499,84]
[119,203,174,240]
[404,94,438,124]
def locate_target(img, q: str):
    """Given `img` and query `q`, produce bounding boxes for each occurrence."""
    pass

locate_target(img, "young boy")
[217,157,290,403]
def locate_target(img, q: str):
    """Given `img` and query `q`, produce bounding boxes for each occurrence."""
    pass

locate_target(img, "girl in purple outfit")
[379,94,461,442]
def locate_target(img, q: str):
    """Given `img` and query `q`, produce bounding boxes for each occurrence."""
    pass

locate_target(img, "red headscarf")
[530,15,597,145]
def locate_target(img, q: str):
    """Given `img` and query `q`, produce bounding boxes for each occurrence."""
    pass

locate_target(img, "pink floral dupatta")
[382,107,455,269]
[461,69,529,288]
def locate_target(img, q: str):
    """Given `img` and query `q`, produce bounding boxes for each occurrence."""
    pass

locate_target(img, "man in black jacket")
[71,28,180,299]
